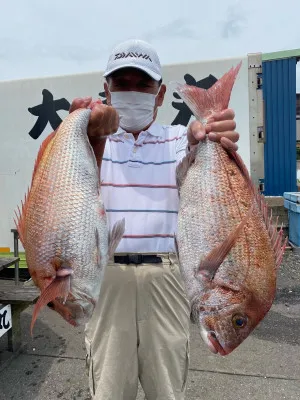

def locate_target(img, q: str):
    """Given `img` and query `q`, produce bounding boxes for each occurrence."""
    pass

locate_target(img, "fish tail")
[30,274,71,336]
[174,62,242,123]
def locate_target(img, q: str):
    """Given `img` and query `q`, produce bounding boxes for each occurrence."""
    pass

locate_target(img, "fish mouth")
[199,325,228,356]
[48,297,95,327]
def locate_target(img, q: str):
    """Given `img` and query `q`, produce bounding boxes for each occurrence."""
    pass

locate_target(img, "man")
[70,39,239,400]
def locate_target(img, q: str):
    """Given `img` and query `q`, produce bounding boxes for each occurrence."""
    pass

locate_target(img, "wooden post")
[7,303,27,352]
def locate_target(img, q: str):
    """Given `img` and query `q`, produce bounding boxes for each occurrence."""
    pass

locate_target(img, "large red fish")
[15,107,125,335]
[174,62,287,355]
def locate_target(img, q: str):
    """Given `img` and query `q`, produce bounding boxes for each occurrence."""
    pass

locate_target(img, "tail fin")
[174,62,242,123]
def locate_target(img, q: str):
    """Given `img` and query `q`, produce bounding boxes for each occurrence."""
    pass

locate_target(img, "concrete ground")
[0,250,299,400]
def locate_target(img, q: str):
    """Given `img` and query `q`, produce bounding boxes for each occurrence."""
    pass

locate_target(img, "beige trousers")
[84,253,191,400]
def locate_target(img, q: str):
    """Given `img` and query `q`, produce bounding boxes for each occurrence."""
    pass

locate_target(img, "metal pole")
[11,229,19,285]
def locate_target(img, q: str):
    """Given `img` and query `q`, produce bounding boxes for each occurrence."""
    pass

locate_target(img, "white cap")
[103,39,162,81]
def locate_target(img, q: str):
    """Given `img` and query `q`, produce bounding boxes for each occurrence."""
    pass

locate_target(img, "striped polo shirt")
[100,121,188,254]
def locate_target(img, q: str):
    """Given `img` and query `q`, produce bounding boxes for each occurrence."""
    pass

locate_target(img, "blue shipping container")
[262,58,297,196]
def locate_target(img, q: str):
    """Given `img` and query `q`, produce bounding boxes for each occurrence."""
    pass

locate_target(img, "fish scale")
[174,63,287,356]
[15,107,125,335]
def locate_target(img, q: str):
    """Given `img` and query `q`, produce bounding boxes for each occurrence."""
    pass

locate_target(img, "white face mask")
[109,88,160,132]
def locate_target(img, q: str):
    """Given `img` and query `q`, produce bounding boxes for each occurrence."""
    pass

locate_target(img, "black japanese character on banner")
[171,73,218,126]
[99,91,107,105]
[28,89,70,139]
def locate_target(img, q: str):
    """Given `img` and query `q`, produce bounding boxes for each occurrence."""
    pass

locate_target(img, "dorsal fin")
[228,149,287,270]
[14,130,57,247]
[14,188,30,247]
[32,130,57,181]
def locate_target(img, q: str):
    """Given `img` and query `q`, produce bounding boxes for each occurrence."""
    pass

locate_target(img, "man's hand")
[69,96,119,169]
[69,96,119,142]
[187,108,239,152]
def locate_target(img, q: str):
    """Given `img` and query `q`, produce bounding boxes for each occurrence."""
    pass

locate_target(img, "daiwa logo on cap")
[114,52,152,62]
[103,39,161,80]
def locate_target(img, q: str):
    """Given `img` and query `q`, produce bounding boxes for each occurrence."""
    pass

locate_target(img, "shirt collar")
[112,121,162,138]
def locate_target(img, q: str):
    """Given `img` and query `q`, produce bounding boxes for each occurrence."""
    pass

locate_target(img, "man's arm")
[69,96,239,168]
[69,97,119,170]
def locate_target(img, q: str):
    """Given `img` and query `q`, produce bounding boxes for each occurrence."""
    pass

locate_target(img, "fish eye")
[232,314,247,329]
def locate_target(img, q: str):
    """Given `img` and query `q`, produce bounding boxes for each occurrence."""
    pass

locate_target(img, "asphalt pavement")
[0,250,299,400]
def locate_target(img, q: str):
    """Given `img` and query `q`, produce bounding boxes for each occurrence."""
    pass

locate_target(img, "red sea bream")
[174,63,287,355]
[15,107,125,335]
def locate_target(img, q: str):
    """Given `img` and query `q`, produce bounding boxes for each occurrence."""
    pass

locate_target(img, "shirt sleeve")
[175,125,189,165]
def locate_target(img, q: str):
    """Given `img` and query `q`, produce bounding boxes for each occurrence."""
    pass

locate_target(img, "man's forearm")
[89,137,107,172]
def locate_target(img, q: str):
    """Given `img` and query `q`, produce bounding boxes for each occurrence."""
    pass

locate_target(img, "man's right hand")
[69,96,119,142]
[69,96,119,168]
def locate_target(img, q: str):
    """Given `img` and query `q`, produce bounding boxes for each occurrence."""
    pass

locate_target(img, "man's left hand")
[187,108,239,152]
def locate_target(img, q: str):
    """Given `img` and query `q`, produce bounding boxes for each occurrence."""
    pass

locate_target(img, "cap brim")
[103,64,161,81]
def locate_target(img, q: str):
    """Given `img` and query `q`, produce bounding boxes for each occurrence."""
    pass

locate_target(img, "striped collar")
[112,121,162,138]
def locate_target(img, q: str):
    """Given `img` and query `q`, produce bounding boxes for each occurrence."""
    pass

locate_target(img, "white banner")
[0,304,12,337]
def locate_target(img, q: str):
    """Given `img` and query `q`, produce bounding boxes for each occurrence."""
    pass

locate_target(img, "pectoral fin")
[197,203,254,281]
[31,273,71,336]
[108,218,126,260]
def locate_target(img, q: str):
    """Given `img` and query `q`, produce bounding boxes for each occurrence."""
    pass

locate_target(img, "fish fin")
[174,62,242,122]
[32,131,56,182]
[197,203,255,281]
[30,275,71,336]
[14,186,30,247]
[228,150,288,270]
[13,131,56,247]
[273,228,288,271]
[108,218,126,260]
[257,198,288,271]
[24,277,35,287]
[176,147,197,190]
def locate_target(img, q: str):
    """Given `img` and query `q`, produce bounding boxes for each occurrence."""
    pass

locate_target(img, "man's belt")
[114,254,162,265]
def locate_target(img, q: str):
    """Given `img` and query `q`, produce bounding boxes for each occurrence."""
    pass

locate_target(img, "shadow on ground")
[0,306,90,400]
[251,251,300,347]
